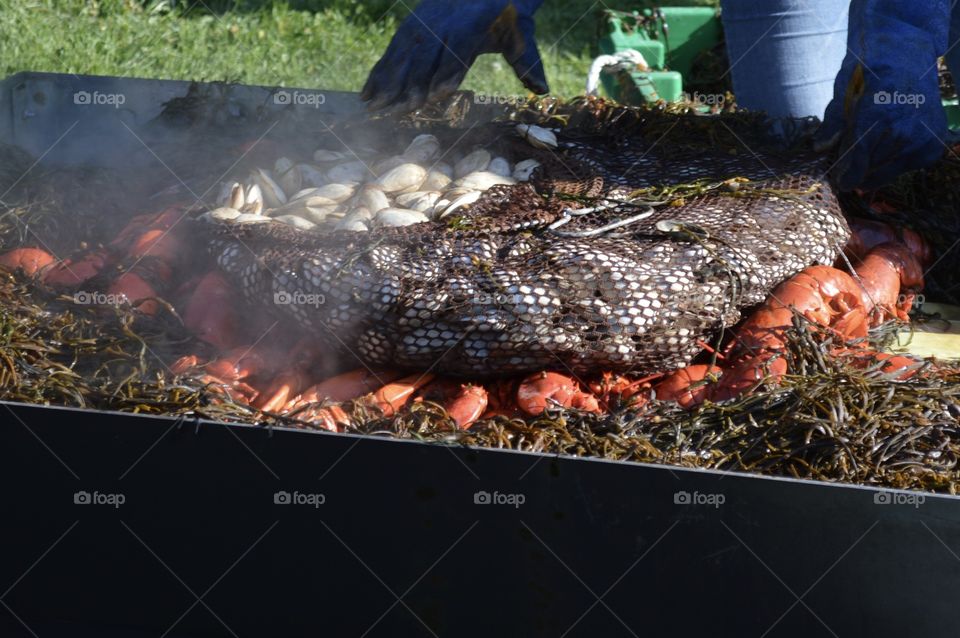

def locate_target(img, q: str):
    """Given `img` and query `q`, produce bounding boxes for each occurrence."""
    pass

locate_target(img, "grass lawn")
[1,0,714,98]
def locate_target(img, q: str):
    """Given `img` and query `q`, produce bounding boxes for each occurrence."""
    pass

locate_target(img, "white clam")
[395,190,441,213]
[204,206,242,222]
[454,149,491,178]
[274,156,295,175]
[252,168,287,209]
[517,123,558,149]
[234,213,272,224]
[228,183,246,210]
[430,198,450,219]
[289,188,338,205]
[344,206,373,223]
[488,156,512,177]
[337,218,369,232]
[512,159,541,181]
[421,169,452,191]
[403,134,441,163]
[241,183,264,215]
[376,163,427,193]
[274,214,317,230]
[313,149,348,163]
[326,160,369,184]
[274,157,302,196]
[298,164,328,188]
[269,197,339,224]
[455,170,516,191]
[245,183,263,206]
[308,182,357,203]
[374,208,430,227]
[373,155,408,176]
[357,186,391,213]
[441,190,482,216]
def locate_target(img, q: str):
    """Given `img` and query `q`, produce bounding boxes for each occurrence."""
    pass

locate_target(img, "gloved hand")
[362,0,547,112]
[815,0,950,191]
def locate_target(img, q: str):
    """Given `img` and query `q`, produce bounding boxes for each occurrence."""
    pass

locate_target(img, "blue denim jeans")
[720,0,850,120]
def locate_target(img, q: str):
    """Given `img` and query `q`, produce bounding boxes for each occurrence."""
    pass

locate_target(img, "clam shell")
[326,160,369,184]
[242,183,264,215]
[245,183,263,206]
[421,169,452,191]
[376,163,427,193]
[434,162,454,178]
[275,158,303,197]
[512,159,541,181]
[373,155,408,176]
[430,198,450,219]
[313,149,348,163]
[488,156,512,177]
[517,124,558,150]
[454,170,516,191]
[395,190,441,213]
[298,164,328,188]
[344,206,372,222]
[441,186,479,200]
[440,190,482,216]
[269,197,339,224]
[309,182,356,203]
[204,206,241,222]
[234,213,272,224]
[240,201,263,215]
[337,219,369,232]
[252,168,287,208]
[403,134,441,163]
[289,188,338,205]
[274,156,295,175]
[454,149,491,178]
[229,183,245,210]
[274,214,317,230]
[357,186,391,213]
[374,208,430,227]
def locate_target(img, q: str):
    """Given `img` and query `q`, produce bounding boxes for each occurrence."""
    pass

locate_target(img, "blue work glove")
[815,0,951,191]
[362,0,547,112]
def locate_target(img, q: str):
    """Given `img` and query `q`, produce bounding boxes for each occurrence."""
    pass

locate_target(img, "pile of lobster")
[0,196,931,431]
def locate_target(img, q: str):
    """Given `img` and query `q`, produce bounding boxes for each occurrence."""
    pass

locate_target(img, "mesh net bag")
[209,100,850,377]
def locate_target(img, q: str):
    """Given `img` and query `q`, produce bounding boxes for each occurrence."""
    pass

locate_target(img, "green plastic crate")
[597,6,722,104]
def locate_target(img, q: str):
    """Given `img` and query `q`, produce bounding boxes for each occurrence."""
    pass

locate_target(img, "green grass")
[0,0,713,98]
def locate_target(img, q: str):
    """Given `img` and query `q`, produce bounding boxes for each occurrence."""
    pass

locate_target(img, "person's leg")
[720,0,849,119]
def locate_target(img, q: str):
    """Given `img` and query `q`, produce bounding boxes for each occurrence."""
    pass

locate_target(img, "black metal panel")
[1,401,958,637]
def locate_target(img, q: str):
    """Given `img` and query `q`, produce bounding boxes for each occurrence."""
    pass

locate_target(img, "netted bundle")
[210,105,849,377]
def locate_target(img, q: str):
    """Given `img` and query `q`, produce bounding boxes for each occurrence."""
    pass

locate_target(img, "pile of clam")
[203,124,558,232]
